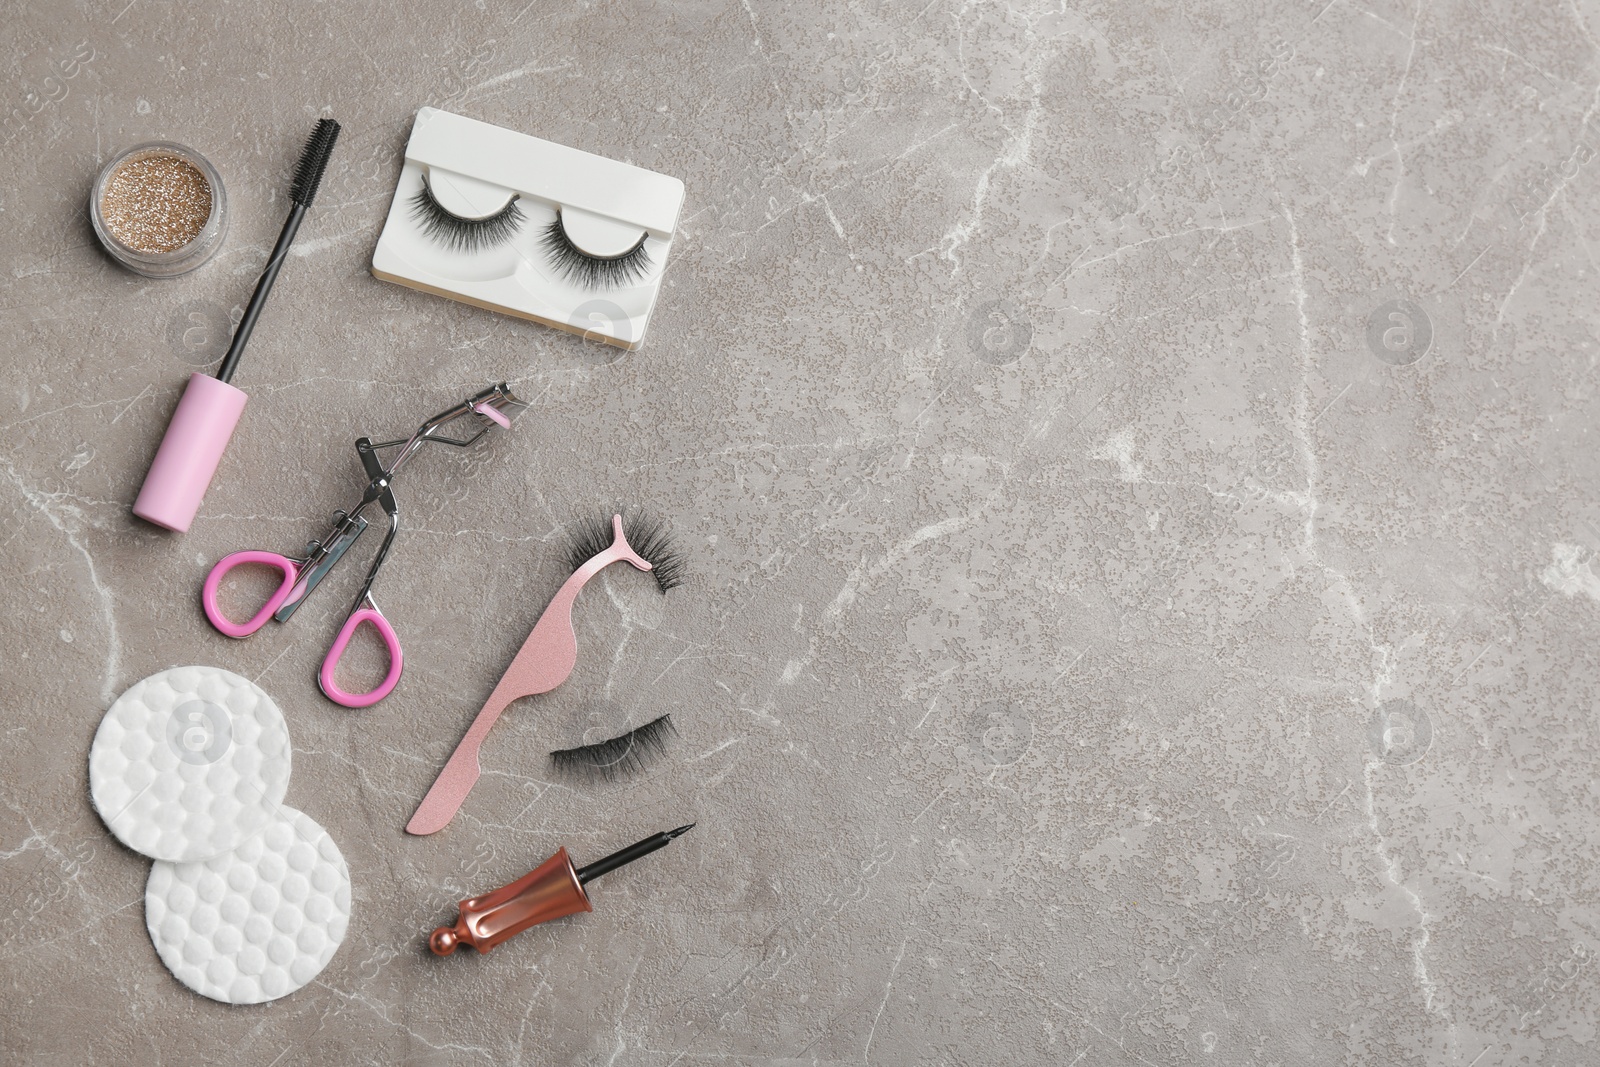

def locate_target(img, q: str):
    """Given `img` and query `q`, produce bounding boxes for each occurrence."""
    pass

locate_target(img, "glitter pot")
[91,141,227,278]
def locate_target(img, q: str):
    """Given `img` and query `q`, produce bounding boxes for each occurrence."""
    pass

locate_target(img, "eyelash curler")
[406,513,682,834]
[201,383,527,708]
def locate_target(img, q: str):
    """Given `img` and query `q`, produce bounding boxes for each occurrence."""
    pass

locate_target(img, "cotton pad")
[89,666,291,862]
[145,805,351,1004]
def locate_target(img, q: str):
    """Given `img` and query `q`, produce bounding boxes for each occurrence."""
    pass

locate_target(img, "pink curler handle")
[202,551,300,638]
[319,606,404,708]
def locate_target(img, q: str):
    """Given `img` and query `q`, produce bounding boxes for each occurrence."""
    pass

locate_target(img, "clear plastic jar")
[91,141,227,278]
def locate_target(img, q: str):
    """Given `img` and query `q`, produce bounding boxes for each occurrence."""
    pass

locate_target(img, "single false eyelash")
[568,512,686,593]
[550,714,676,781]
[539,212,654,289]
[409,173,525,253]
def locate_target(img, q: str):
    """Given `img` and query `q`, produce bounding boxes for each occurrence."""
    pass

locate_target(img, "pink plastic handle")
[202,551,300,638]
[318,606,404,708]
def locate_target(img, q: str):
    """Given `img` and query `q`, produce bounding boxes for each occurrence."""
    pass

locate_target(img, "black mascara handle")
[215,203,305,384]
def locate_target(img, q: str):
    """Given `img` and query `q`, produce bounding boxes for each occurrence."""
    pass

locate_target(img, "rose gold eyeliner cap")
[431,847,591,956]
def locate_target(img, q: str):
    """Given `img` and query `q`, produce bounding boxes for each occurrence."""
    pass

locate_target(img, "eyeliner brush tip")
[668,824,695,838]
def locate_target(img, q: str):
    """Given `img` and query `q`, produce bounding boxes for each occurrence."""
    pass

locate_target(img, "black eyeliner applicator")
[430,824,696,956]
[132,118,341,533]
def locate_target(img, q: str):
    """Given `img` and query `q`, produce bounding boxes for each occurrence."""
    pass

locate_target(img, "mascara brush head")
[568,512,686,593]
[288,118,341,207]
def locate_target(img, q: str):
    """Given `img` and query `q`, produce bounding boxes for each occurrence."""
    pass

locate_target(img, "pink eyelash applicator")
[407,514,682,834]
[131,119,339,533]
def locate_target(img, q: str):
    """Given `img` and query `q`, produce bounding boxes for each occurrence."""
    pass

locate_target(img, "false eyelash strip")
[550,714,676,781]
[410,174,526,253]
[539,213,654,290]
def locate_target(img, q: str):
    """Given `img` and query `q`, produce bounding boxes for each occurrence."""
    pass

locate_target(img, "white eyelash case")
[371,107,684,350]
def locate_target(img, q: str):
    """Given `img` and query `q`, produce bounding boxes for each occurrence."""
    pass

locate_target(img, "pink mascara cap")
[132,372,248,532]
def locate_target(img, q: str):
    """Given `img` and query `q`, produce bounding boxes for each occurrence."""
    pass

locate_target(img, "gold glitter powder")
[99,152,213,254]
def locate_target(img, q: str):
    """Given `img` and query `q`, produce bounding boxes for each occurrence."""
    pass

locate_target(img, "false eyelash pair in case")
[371,107,685,350]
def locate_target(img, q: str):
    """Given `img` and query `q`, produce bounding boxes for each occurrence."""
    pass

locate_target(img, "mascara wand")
[217,118,340,383]
[132,118,342,533]
[429,824,695,956]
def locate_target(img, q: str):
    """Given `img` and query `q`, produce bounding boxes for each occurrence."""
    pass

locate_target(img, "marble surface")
[2,0,1599,1063]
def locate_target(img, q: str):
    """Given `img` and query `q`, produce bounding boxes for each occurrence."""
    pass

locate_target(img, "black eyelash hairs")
[551,714,676,781]
[568,512,686,593]
[539,212,654,290]
[409,175,653,289]
[409,173,526,253]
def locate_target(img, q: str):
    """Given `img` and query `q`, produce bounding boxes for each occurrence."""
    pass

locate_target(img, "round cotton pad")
[145,805,351,1004]
[89,666,291,862]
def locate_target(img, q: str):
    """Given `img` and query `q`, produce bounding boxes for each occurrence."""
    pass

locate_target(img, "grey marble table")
[3,1,1599,1064]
